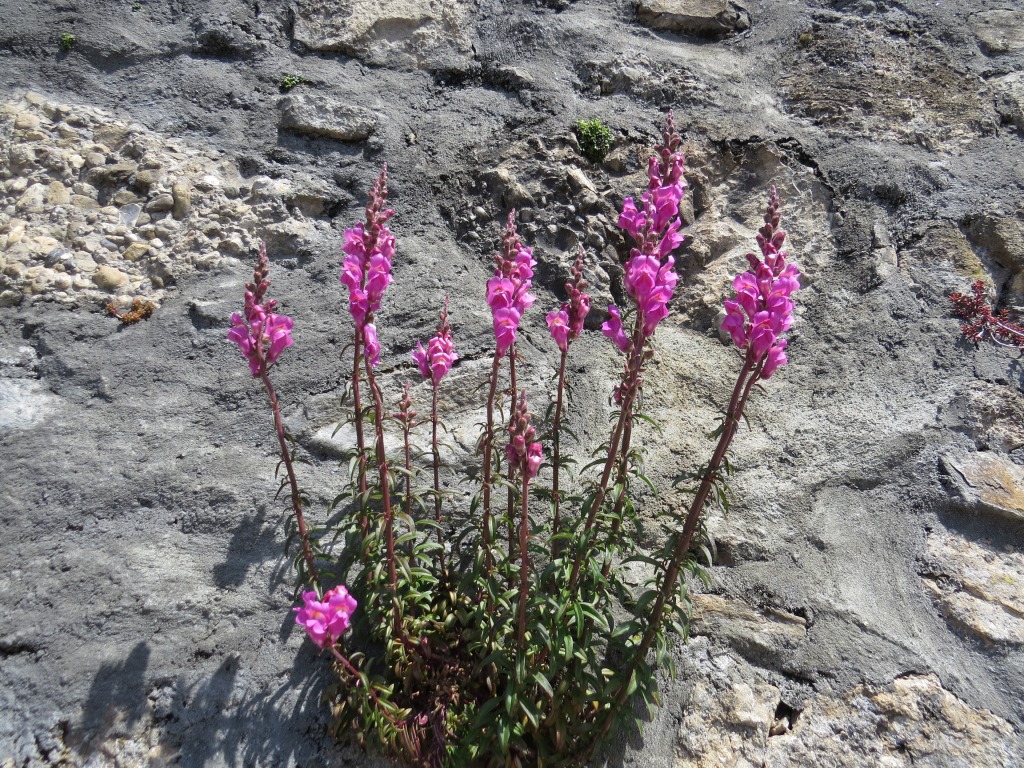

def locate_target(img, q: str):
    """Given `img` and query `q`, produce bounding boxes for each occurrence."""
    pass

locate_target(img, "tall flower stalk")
[339,166,396,537]
[505,391,543,649]
[339,166,403,632]
[413,298,458,559]
[568,111,687,594]
[600,185,801,738]
[481,212,536,570]
[545,246,590,557]
[228,243,318,586]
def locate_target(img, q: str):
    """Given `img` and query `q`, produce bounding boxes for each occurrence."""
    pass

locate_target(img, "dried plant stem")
[260,371,318,585]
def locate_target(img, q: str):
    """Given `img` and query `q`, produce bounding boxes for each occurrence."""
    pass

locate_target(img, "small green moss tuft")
[59,32,76,52]
[575,118,613,163]
[280,74,305,92]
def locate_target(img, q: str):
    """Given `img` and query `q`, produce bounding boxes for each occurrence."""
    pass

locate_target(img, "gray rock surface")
[1,0,1024,766]
[278,94,377,142]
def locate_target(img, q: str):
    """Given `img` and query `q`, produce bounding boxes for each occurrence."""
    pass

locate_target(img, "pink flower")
[363,323,381,367]
[601,305,630,353]
[487,213,536,355]
[493,306,521,356]
[228,245,295,377]
[612,111,687,345]
[721,186,800,378]
[294,586,358,649]
[546,308,570,351]
[338,167,395,367]
[413,300,458,383]
[525,442,543,479]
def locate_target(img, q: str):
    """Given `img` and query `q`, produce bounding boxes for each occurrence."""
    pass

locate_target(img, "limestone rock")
[970,10,1024,55]
[93,265,129,291]
[923,530,1024,647]
[278,94,376,142]
[761,675,1024,767]
[45,181,69,206]
[941,451,1024,522]
[636,0,750,39]
[171,179,191,220]
[690,594,807,657]
[292,0,475,70]
[948,380,1024,452]
[966,212,1024,273]
[993,73,1024,132]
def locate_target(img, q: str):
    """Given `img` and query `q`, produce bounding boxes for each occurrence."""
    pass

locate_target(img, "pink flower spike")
[228,244,295,377]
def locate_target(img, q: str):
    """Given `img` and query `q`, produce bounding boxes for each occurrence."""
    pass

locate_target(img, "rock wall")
[1,0,1023,766]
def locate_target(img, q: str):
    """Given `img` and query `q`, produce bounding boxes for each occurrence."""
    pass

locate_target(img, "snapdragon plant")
[227,113,801,767]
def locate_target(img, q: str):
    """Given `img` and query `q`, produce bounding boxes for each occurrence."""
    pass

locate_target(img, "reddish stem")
[516,471,531,650]
[431,382,445,570]
[507,344,518,568]
[260,371,319,585]
[364,357,400,636]
[566,315,645,594]
[352,331,369,538]
[550,348,568,559]
[481,351,502,572]
[601,357,762,735]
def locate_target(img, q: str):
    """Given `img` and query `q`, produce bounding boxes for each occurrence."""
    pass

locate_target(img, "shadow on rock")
[74,641,151,759]
[220,645,341,767]
[212,506,281,589]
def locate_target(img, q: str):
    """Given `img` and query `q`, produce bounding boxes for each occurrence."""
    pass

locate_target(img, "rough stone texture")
[762,674,1024,767]
[278,94,377,142]
[2,0,1024,765]
[923,530,1024,648]
[970,10,1024,55]
[292,0,475,71]
[941,451,1024,522]
[636,0,751,39]
[994,73,1024,132]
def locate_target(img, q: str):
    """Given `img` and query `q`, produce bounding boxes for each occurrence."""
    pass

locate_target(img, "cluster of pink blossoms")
[721,186,800,378]
[294,585,358,649]
[546,247,591,352]
[486,212,537,356]
[228,243,295,377]
[506,391,543,479]
[602,112,687,353]
[339,167,396,367]
[412,299,458,384]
